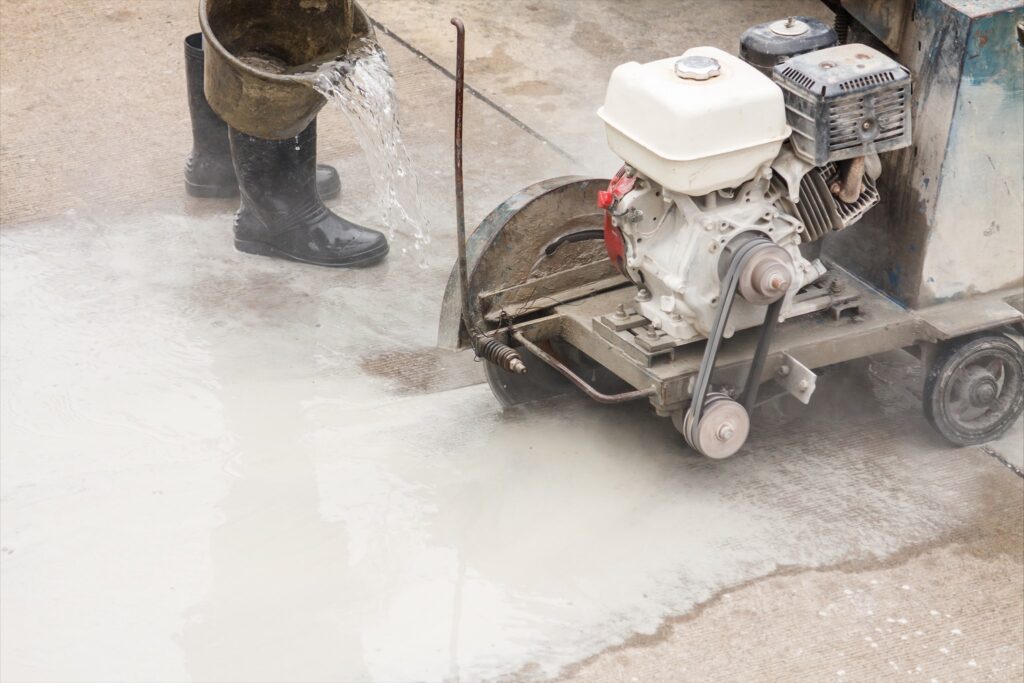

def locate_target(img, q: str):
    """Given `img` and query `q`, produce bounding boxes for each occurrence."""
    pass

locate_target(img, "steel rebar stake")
[450,17,526,375]
[451,18,470,323]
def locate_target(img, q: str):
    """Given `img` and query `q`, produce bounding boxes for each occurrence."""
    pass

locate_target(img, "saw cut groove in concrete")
[369,18,577,163]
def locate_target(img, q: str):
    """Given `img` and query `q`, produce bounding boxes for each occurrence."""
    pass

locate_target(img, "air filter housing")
[774,43,912,166]
[740,16,837,78]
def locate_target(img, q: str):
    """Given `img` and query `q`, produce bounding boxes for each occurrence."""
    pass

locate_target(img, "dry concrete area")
[1,1,1022,682]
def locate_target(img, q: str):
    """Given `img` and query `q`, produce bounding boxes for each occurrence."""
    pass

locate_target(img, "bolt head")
[717,423,735,441]
[778,365,791,377]
[798,379,810,391]
[770,17,810,36]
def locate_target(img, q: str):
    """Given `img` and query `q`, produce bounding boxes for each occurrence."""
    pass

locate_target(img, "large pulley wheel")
[923,332,1024,446]
[674,392,751,459]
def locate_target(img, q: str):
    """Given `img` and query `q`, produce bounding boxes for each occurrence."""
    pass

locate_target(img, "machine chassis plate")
[509,264,1023,413]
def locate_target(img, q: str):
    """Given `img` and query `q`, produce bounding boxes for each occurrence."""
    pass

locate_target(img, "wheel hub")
[970,378,998,407]
[925,333,1024,447]
[964,366,999,408]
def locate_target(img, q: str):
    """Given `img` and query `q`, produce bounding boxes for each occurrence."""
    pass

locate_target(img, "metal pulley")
[737,244,793,305]
[719,233,794,306]
[675,392,751,459]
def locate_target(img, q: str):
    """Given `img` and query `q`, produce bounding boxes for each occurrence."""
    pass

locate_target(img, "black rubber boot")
[183,33,341,200]
[230,120,389,267]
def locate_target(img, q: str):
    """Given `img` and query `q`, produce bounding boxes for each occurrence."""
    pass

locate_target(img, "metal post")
[450,17,471,327]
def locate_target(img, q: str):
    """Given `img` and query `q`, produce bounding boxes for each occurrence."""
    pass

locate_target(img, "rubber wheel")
[923,333,1024,446]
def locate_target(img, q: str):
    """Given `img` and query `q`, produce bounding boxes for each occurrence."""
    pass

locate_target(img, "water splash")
[313,37,431,266]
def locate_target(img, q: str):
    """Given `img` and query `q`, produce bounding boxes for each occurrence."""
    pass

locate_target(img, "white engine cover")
[611,168,826,342]
[598,47,791,196]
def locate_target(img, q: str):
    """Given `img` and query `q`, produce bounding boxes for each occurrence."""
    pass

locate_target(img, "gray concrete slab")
[2,210,1021,682]
[1,1,1021,682]
[361,0,833,171]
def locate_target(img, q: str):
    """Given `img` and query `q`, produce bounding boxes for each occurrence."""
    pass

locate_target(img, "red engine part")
[599,167,635,274]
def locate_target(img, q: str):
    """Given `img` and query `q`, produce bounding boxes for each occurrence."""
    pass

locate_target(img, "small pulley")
[675,392,751,459]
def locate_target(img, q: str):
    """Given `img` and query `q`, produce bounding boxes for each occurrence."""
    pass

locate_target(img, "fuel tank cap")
[674,55,721,80]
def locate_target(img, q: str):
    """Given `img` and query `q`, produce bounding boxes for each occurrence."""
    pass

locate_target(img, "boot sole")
[234,238,389,268]
[185,180,239,199]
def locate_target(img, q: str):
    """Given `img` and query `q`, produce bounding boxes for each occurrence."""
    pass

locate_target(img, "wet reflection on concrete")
[1,210,1019,682]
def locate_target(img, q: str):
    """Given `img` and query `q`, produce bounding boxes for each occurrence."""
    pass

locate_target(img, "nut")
[716,423,736,441]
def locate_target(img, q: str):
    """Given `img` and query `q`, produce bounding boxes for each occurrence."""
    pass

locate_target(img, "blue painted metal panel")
[825,0,1023,307]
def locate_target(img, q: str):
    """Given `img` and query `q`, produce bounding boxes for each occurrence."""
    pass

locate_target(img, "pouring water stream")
[311,37,432,266]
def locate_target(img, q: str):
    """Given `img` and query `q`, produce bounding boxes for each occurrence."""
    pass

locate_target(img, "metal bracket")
[775,353,817,404]
[512,331,656,404]
[599,305,646,332]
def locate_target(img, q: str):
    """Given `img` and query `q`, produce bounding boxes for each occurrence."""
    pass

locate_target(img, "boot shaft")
[229,117,388,267]
[184,33,231,158]
[229,120,330,232]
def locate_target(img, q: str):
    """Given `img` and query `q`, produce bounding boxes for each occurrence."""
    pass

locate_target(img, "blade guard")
[437,176,616,350]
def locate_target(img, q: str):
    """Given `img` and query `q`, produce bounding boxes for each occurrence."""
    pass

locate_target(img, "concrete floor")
[1,1,1022,682]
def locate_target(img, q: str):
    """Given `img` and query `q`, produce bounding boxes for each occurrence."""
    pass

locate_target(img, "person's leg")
[183,33,341,200]
[230,119,388,267]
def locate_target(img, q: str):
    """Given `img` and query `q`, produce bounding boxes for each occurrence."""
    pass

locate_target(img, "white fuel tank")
[598,47,791,196]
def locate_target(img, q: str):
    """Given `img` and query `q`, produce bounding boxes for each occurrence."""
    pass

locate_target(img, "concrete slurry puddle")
[0,208,1019,682]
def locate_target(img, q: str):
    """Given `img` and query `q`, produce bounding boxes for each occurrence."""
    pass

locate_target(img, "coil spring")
[475,336,527,374]
[834,9,851,44]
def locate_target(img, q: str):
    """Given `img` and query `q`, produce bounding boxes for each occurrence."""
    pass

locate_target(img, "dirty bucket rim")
[197,0,317,85]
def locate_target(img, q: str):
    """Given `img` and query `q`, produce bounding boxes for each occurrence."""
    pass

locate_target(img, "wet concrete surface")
[2,210,1021,682]
[1,1,1022,682]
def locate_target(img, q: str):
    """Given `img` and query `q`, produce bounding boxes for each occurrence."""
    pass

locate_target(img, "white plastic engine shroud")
[598,47,791,195]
